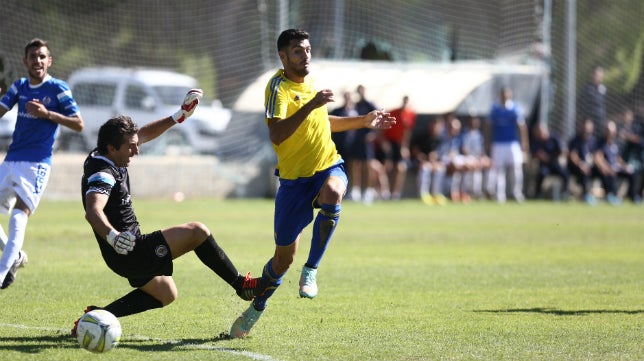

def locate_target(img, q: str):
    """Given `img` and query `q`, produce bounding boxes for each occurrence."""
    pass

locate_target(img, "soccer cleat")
[235,272,270,301]
[299,266,318,299]
[606,193,622,206]
[420,193,434,206]
[433,194,448,206]
[14,250,28,268]
[1,251,28,289]
[230,304,264,339]
[71,306,100,337]
[584,193,597,205]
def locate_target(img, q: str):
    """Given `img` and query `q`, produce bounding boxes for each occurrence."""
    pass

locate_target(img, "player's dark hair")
[24,38,50,57]
[97,115,139,154]
[277,29,309,52]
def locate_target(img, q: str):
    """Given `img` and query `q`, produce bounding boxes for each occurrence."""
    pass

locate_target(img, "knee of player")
[156,284,178,306]
[188,221,210,239]
[160,291,178,306]
[322,181,346,203]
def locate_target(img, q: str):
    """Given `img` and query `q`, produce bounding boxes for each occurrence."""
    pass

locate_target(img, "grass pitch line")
[0,323,282,361]
[128,334,283,361]
[0,322,66,332]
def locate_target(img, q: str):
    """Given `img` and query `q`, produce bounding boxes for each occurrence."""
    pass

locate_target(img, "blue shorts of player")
[273,161,348,247]
[102,230,173,288]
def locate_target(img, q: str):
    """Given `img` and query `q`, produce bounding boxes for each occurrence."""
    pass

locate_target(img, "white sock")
[0,209,28,282]
[0,224,7,251]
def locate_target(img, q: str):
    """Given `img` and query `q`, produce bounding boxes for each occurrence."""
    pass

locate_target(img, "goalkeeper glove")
[172,88,204,123]
[106,229,136,255]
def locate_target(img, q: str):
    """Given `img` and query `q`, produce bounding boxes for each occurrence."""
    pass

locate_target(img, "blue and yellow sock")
[252,258,283,311]
[305,203,341,269]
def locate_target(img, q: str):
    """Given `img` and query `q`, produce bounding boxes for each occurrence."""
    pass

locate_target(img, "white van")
[60,67,231,155]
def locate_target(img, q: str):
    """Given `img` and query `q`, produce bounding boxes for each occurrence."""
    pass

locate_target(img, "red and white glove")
[106,229,136,255]
[172,88,204,123]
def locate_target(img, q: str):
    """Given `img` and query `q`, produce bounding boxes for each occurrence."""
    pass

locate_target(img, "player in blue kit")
[0,38,85,289]
[486,87,529,203]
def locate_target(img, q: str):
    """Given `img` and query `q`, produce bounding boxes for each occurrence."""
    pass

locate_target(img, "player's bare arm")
[519,122,529,153]
[25,99,84,132]
[84,192,116,240]
[268,89,334,145]
[85,191,136,255]
[329,109,396,132]
[137,89,203,145]
[0,88,6,118]
[137,116,176,145]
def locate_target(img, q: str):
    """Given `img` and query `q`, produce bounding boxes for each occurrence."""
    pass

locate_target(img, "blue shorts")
[274,162,348,246]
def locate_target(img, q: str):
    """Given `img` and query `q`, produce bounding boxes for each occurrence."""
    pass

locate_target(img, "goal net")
[1,0,642,197]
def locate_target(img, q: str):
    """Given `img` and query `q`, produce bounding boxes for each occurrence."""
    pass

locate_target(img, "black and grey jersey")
[81,150,141,239]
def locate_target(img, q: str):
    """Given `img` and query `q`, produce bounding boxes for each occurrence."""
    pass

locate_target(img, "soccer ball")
[76,309,122,353]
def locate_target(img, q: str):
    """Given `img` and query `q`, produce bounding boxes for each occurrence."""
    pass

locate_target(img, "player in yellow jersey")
[230,29,396,338]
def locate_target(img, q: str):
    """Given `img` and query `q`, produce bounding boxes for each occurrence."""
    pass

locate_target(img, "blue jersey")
[0,75,80,164]
[488,101,524,143]
[462,129,485,157]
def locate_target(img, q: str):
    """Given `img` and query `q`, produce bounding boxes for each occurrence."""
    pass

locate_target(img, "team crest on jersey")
[294,94,300,101]
[155,245,168,258]
[42,96,52,105]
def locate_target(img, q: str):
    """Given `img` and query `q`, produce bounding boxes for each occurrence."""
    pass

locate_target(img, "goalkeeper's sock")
[194,234,239,287]
[252,259,284,311]
[305,204,340,269]
[104,289,163,317]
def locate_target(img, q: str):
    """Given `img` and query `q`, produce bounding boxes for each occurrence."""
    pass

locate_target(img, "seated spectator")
[593,120,639,204]
[567,119,598,204]
[531,124,570,201]
[616,107,644,201]
[411,117,447,205]
[380,95,417,200]
[441,113,473,202]
[461,116,491,199]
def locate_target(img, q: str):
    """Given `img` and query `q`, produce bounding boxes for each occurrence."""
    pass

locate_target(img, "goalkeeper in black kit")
[72,89,267,337]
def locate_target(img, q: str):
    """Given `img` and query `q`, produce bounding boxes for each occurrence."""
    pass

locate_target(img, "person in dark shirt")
[567,119,598,204]
[616,107,644,202]
[72,90,264,337]
[531,124,570,200]
[593,120,638,205]
[577,66,607,138]
[411,117,447,205]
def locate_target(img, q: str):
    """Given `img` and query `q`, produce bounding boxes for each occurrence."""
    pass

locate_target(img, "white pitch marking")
[0,323,283,361]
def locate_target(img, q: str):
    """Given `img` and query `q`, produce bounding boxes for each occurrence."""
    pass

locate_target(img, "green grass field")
[0,198,642,361]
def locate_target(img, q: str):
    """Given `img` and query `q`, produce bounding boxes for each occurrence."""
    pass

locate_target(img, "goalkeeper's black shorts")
[102,230,174,288]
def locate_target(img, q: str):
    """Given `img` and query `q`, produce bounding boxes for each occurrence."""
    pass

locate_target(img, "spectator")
[381,95,417,200]
[615,107,644,200]
[441,113,472,202]
[567,119,598,204]
[330,91,358,170]
[485,87,529,203]
[411,117,447,205]
[530,124,570,201]
[349,84,387,204]
[593,120,639,204]
[578,66,607,138]
[461,115,491,199]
